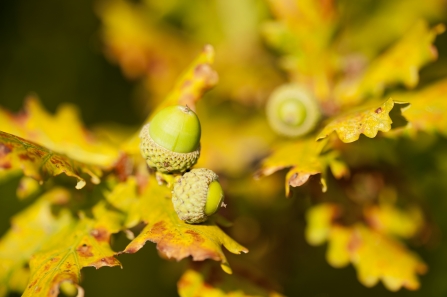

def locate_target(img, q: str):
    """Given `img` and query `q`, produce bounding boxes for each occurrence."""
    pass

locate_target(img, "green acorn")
[266,84,321,137]
[139,105,201,173]
[172,168,225,224]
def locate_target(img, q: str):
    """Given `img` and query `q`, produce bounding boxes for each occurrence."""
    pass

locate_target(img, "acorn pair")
[139,105,224,224]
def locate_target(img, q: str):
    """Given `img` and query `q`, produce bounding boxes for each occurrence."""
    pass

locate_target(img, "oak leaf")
[338,21,444,105]
[364,202,423,238]
[106,176,248,274]
[0,188,73,296]
[256,138,348,195]
[0,131,101,189]
[392,78,447,136]
[306,203,427,291]
[316,98,408,143]
[0,97,119,168]
[22,202,123,297]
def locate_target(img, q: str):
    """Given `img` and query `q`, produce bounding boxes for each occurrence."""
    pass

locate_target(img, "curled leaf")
[0,131,102,189]
[317,98,408,143]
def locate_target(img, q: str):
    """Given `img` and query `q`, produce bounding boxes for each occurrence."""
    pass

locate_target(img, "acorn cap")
[266,84,321,137]
[172,168,224,224]
[139,123,200,173]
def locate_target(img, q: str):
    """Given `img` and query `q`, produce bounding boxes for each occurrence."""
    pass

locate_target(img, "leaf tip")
[221,263,233,274]
[75,179,86,189]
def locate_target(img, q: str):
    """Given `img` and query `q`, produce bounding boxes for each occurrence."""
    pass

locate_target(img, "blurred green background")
[0,0,138,127]
[2,0,447,296]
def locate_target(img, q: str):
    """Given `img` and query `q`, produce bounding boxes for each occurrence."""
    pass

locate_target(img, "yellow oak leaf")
[339,21,444,105]
[22,203,123,297]
[256,138,348,195]
[178,266,284,297]
[305,203,427,291]
[108,176,247,274]
[326,225,352,268]
[0,188,73,296]
[351,225,427,291]
[103,176,142,229]
[0,131,101,189]
[0,97,120,168]
[364,202,423,239]
[392,78,447,137]
[305,203,339,246]
[317,98,408,143]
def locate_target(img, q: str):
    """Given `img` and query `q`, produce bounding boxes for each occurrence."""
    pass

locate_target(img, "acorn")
[266,84,321,137]
[172,168,225,224]
[139,105,201,173]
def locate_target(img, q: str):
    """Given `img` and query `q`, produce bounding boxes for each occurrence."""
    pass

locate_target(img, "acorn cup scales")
[139,105,201,173]
[172,168,225,224]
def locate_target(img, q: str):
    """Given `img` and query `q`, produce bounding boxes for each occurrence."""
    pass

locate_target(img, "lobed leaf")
[306,203,427,291]
[338,21,445,105]
[0,97,120,168]
[0,131,102,189]
[178,266,284,297]
[0,189,73,296]
[23,202,122,297]
[107,176,248,274]
[317,98,408,143]
[364,202,423,239]
[256,138,348,195]
[392,78,447,136]
[350,225,426,291]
